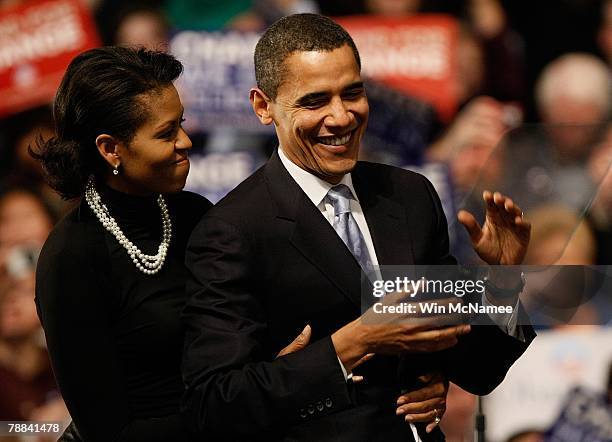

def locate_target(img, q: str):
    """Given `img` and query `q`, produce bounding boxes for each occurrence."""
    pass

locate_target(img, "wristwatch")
[483,271,526,299]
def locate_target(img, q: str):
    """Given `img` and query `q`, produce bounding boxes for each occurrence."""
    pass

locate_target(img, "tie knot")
[326,184,354,214]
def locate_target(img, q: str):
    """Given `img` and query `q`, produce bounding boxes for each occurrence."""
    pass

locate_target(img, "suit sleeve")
[181,215,352,438]
[36,246,189,442]
[420,174,536,394]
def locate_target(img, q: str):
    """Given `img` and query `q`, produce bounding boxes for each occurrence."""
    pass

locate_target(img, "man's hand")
[277,325,312,358]
[332,319,470,373]
[277,324,373,383]
[396,372,448,433]
[458,191,531,265]
[332,291,470,372]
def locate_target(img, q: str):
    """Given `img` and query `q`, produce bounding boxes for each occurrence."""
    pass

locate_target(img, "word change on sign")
[335,15,458,122]
[0,0,99,117]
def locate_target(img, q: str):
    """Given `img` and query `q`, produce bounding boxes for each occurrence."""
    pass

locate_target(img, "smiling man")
[253,42,368,183]
[182,13,534,442]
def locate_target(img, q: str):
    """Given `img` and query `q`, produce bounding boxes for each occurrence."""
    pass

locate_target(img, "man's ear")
[250,87,274,125]
[95,134,122,169]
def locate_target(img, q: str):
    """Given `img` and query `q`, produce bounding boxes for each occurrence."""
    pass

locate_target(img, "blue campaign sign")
[170,30,272,133]
[185,150,265,203]
[544,387,612,442]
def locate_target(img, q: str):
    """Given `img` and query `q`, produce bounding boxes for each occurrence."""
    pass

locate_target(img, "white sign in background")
[484,327,612,442]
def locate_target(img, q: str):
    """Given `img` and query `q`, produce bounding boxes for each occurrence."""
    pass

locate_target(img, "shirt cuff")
[337,356,352,381]
[481,293,525,341]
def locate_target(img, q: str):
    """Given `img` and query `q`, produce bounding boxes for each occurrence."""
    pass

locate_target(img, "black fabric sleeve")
[36,239,189,442]
[419,173,535,394]
[173,191,214,232]
[181,215,352,439]
[440,323,535,395]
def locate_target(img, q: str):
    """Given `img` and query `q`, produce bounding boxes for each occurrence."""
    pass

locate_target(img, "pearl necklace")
[84,177,172,275]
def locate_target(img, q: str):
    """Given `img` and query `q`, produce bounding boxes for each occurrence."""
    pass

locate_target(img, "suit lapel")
[264,151,363,307]
[352,164,415,266]
[291,199,364,307]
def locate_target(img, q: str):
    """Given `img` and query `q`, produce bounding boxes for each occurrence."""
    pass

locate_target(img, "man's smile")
[314,129,359,152]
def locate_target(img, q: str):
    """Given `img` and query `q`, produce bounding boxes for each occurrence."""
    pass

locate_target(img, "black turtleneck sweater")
[35,186,212,442]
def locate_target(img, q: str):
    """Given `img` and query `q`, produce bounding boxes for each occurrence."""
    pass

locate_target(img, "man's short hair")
[254,13,361,100]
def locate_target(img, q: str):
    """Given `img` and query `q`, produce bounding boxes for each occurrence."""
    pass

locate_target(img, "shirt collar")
[278,147,359,207]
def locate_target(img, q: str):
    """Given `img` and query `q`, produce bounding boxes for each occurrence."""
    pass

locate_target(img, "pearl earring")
[113,164,120,176]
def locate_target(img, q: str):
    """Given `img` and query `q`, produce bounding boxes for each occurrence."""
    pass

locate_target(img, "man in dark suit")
[182,13,534,441]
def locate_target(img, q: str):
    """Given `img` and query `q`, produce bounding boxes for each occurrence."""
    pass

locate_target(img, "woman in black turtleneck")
[31,47,210,441]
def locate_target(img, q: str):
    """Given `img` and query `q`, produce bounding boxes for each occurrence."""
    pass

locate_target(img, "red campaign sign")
[0,0,100,118]
[335,15,459,122]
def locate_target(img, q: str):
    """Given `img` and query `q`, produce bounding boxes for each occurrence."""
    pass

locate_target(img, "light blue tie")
[326,184,374,273]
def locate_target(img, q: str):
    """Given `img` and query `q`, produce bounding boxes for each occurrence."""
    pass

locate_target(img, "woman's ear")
[95,134,121,170]
[250,88,274,125]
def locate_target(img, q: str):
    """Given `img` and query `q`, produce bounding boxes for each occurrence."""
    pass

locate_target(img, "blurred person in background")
[0,188,54,269]
[465,0,526,104]
[535,53,610,164]
[113,4,169,50]
[3,108,54,187]
[524,206,597,267]
[587,124,612,265]
[0,108,72,218]
[88,0,170,49]
[434,95,506,194]
[521,205,602,326]
[494,53,610,214]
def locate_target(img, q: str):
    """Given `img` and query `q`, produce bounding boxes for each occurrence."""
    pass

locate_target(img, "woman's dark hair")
[30,46,183,199]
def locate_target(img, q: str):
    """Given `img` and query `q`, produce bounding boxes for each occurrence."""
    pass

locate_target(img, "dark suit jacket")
[182,151,535,441]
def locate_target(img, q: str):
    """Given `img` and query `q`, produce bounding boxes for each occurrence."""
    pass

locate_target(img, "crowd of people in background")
[0,0,610,441]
